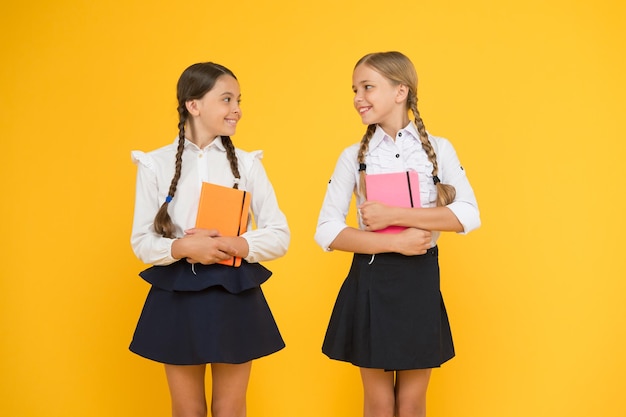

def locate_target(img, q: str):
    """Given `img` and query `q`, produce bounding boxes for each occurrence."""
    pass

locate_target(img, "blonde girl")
[129,62,289,417]
[315,51,480,417]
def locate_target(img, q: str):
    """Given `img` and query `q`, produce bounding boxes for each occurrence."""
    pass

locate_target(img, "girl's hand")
[391,228,432,256]
[173,228,239,265]
[359,201,397,231]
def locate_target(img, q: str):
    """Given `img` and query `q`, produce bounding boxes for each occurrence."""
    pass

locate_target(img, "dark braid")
[221,136,241,189]
[357,124,376,198]
[152,62,239,238]
[409,95,456,206]
[153,109,187,238]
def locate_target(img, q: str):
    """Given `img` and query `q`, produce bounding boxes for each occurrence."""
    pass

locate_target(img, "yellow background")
[1,0,625,416]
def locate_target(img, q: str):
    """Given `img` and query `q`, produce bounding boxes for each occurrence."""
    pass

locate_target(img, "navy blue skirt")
[129,260,285,365]
[322,247,454,370]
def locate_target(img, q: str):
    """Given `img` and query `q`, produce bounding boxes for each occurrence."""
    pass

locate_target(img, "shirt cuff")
[315,223,349,251]
[149,238,177,265]
[447,201,481,235]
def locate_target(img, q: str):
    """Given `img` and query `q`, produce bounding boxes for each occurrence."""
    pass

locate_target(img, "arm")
[359,203,463,232]
[239,152,290,263]
[329,226,432,255]
[130,152,179,265]
[436,136,480,233]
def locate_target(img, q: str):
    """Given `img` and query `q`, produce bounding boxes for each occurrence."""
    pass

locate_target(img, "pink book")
[365,171,420,234]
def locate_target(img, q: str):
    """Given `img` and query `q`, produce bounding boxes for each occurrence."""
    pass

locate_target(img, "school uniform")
[129,137,289,365]
[315,123,480,370]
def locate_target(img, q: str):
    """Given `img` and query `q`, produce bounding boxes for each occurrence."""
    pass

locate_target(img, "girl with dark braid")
[129,62,289,417]
[315,51,480,417]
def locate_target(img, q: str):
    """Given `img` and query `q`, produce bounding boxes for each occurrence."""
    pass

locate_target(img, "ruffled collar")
[175,136,226,152]
[368,122,421,154]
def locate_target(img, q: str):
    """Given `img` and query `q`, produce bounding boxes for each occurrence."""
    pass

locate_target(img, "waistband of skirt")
[139,259,272,293]
[354,245,438,262]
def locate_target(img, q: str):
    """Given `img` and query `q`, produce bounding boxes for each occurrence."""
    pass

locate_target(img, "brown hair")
[153,62,242,238]
[355,51,456,206]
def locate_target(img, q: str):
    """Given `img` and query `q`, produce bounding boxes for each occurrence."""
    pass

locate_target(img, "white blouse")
[315,123,480,251]
[131,137,290,265]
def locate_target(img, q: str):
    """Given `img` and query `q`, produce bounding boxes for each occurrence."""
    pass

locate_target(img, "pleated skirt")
[129,260,284,365]
[322,246,454,370]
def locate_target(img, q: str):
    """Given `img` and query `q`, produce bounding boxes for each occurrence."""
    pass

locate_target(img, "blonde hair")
[355,51,455,206]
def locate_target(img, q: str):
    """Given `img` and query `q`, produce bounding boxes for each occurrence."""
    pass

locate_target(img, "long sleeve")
[241,154,290,263]
[130,150,178,265]
[434,136,481,234]
[314,145,361,251]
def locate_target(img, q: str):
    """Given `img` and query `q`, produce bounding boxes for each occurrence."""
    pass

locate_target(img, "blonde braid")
[357,124,377,199]
[409,95,456,206]
[221,136,241,189]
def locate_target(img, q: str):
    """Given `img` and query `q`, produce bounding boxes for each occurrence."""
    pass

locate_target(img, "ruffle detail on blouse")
[249,150,264,160]
[236,149,264,174]
[131,150,156,172]
[139,259,272,293]
[366,139,437,207]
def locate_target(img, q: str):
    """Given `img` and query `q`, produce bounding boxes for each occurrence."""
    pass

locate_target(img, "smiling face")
[352,64,409,136]
[186,74,242,146]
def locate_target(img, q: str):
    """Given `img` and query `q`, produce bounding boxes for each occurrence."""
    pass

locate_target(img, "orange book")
[195,182,251,267]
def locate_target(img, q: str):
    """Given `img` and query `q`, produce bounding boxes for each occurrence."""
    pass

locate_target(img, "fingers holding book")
[172,228,240,265]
